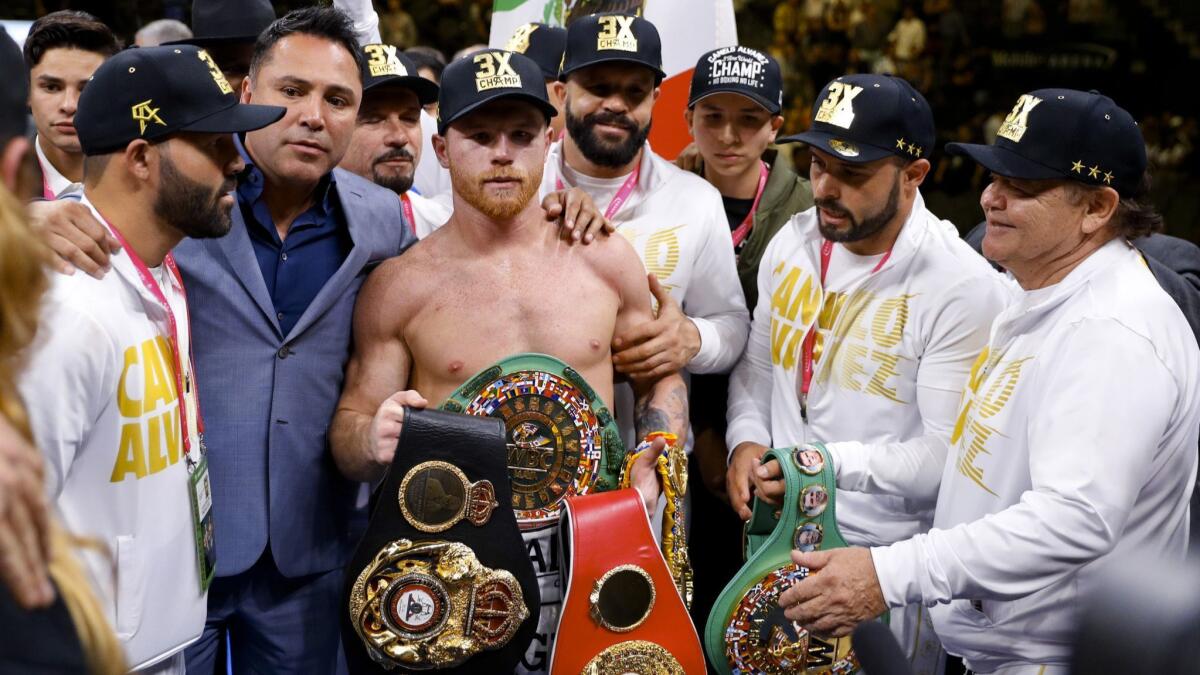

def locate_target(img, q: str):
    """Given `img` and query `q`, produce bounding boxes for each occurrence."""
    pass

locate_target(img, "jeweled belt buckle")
[348,540,528,670]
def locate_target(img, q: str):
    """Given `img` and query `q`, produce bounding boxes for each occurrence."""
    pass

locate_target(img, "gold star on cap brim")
[896,137,907,150]
[1071,160,1084,174]
[1088,165,1101,179]
[1103,171,1114,184]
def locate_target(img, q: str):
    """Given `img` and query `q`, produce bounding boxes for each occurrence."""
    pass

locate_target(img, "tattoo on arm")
[634,376,690,444]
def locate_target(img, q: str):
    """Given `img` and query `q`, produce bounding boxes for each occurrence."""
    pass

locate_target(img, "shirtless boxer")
[330,48,686,674]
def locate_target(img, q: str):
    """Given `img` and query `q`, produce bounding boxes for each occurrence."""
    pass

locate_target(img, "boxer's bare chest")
[404,248,621,406]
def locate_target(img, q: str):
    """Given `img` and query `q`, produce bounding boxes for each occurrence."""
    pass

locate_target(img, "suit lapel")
[285,180,373,341]
[216,209,282,336]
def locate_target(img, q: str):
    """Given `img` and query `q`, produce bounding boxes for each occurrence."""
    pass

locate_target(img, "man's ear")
[903,158,932,190]
[1081,186,1121,235]
[123,139,155,183]
[240,75,253,104]
[767,115,784,143]
[0,136,30,194]
[683,108,695,138]
[432,133,449,169]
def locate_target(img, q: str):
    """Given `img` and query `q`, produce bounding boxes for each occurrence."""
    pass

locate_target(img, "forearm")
[634,374,689,447]
[330,409,386,483]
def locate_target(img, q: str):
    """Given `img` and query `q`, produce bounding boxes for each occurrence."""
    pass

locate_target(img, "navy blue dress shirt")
[235,136,351,336]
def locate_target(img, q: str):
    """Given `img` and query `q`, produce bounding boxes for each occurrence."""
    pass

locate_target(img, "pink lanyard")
[400,193,416,236]
[100,215,204,454]
[555,163,641,220]
[42,174,55,200]
[799,240,892,418]
[731,161,769,248]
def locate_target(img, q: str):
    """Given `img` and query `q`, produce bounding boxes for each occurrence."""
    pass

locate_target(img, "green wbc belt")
[704,443,886,674]
[441,354,625,530]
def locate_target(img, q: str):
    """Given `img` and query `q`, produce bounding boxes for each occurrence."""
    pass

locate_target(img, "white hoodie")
[20,194,207,671]
[870,237,1200,672]
[727,192,1008,547]
[541,140,749,376]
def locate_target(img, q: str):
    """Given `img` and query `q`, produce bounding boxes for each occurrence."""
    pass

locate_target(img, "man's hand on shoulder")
[542,187,614,244]
[613,274,702,380]
[28,200,120,278]
[369,390,428,469]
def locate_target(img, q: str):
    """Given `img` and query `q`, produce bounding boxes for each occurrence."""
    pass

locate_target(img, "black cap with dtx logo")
[360,43,439,105]
[437,49,558,135]
[779,74,935,164]
[75,45,284,155]
[688,46,783,115]
[559,13,665,83]
[946,89,1146,197]
[506,22,567,81]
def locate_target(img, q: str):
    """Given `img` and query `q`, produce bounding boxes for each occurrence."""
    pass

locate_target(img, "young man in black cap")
[165,0,277,93]
[23,10,120,199]
[726,74,1008,671]
[778,88,1200,675]
[506,22,568,136]
[17,44,282,674]
[545,12,748,456]
[330,48,687,674]
[679,43,816,626]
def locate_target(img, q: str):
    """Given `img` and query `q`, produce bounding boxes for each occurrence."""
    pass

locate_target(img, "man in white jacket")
[542,13,749,390]
[726,74,1009,672]
[780,89,1200,675]
[18,46,282,673]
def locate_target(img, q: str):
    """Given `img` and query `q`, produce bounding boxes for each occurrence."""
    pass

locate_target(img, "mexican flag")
[489,0,738,159]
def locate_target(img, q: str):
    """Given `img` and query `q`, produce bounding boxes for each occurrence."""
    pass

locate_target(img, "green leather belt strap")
[705,443,881,674]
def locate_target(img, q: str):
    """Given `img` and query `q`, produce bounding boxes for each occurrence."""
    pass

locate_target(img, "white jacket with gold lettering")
[726,192,1009,546]
[20,195,206,670]
[870,238,1200,672]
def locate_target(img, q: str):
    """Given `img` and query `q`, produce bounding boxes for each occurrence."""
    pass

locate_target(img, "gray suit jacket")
[175,169,416,578]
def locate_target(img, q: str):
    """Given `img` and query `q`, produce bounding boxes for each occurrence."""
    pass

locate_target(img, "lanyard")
[555,162,641,220]
[42,173,55,200]
[731,161,769,248]
[799,240,892,421]
[400,193,416,236]
[100,215,204,461]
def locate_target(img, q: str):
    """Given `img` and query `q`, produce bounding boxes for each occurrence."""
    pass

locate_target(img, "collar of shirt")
[233,133,337,240]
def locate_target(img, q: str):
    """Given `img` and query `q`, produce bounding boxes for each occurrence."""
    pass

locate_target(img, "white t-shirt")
[871,238,1200,672]
[404,191,451,239]
[20,194,207,670]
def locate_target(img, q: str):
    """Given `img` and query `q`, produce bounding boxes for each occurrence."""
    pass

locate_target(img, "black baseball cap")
[75,45,284,155]
[506,22,566,81]
[436,49,557,135]
[165,0,276,46]
[360,43,439,105]
[688,46,783,115]
[559,13,665,83]
[779,74,934,164]
[946,89,1146,197]
[0,26,27,142]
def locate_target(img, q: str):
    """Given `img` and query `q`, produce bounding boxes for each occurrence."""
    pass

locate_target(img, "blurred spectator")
[134,19,192,47]
[824,0,852,33]
[379,0,418,48]
[405,45,445,83]
[774,0,806,44]
[804,0,827,23]
[849,3,893,70]
[451,43,488,61]
[888,6,927,61]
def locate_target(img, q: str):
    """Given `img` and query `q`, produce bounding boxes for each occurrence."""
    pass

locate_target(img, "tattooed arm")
[633,374,689,445]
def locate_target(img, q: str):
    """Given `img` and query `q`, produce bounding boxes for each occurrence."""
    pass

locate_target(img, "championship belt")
[549,489,706,675]
[441,354,625,530]
[341,408,539,673]
[704,443,887,674]
[619,432,693,609]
